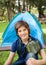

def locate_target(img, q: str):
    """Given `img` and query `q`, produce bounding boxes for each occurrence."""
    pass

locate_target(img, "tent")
[0,12,44,50]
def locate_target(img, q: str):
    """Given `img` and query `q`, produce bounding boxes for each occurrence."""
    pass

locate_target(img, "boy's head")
[15,21,30,41]
[15,20,30,34]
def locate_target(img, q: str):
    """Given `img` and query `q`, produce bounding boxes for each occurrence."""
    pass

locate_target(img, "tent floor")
[0,46,11,51]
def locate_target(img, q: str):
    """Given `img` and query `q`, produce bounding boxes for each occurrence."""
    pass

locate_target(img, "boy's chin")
[22,37,28,40]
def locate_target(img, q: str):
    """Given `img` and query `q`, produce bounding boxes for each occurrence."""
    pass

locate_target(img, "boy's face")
[17,26,29,42]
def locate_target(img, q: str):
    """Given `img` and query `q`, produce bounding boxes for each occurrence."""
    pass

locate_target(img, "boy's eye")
[18,28,27,32]
[18,30,21,32]
[23,29,26,31]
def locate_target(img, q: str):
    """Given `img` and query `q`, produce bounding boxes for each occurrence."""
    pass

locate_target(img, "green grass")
[43,34,46,45]
[0,22,9,43]
[41,24,46,29]
[0,51,10,65]
[0,51,18,65]
[0,22,9,33]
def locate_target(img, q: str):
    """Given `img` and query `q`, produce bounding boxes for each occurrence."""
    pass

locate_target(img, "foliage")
[26,0,46,17]
[0,0,46,21]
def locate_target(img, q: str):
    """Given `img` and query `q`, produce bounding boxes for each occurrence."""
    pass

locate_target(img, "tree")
[28,0,46,18]
[5,0,16,21]
[18,0,21,12]
[25,0,46,18]
[0,0,16,21]
[0,0,6,21]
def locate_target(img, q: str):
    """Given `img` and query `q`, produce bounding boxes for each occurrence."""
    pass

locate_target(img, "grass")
[0,51,18,65]
[41,24,46,29]
[0,22,9,33]
[0,22,9,43]
[0,51,10,65]
[43,34,46,45]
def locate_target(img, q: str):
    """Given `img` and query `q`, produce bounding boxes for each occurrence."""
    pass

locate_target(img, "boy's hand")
[26,58,40,65]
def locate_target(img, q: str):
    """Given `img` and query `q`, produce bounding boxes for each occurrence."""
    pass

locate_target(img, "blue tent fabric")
[1,12,44,47]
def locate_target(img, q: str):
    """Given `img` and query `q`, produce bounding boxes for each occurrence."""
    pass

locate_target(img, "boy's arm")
[26,49,46,65]
[36,49,46,65]
[4,52,15,65]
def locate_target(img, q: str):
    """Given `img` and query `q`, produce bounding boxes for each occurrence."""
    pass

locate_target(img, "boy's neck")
[22,39,28,45]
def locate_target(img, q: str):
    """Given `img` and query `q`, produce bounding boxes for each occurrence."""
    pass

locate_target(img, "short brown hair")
[15,20,30,34]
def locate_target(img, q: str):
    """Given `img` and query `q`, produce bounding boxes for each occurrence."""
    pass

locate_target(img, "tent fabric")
[1,12,44,47]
